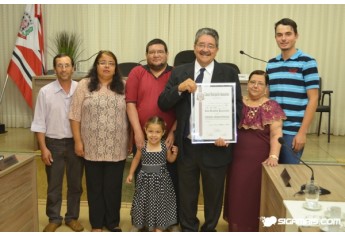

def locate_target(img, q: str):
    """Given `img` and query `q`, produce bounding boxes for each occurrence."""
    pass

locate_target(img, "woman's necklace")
[245,96,264,119]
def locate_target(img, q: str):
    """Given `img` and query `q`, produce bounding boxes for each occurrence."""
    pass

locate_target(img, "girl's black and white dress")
[131,140,177,231]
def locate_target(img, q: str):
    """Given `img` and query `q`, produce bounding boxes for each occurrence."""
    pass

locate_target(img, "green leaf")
[48,31,84,64]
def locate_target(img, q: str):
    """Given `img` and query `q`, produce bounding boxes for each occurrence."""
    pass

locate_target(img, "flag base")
[0,123,6,134]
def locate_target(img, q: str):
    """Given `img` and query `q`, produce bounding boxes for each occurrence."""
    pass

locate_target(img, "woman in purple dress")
[223,70,286,231]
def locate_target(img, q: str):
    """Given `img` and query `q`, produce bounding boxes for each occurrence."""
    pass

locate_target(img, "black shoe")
[108,226,122,232]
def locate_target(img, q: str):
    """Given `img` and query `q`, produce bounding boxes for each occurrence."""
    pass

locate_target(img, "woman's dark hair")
[87,50,124,94]
[248,70,269,85]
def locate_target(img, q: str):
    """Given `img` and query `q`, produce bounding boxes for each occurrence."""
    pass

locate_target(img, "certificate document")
[191,83,237,144]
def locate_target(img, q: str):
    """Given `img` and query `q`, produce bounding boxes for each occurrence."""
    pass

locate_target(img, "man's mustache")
[200,51,211,56]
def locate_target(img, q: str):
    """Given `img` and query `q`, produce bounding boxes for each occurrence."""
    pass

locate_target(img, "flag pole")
[0,75,9,105]
[0,75,9,134]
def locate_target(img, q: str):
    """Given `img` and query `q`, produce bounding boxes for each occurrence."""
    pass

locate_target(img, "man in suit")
[158,27,242,232]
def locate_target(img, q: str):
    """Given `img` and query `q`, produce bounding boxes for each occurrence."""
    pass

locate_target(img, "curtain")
[0,4,344,135]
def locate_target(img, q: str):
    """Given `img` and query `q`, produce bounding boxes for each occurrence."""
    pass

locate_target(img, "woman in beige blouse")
[69,50,132,232]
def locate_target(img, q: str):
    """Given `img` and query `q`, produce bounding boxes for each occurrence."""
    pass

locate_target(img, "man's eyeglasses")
[98,61,116,67]
[196,43,216,50]
[248,80,266,87]
[56,64,72,69]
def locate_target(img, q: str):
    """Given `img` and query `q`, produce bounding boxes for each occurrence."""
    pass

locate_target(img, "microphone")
[278,137,314,181]
[75,51,100,72]
[137,59,146,65]
[239,50,267,63]
[278,137,330,195]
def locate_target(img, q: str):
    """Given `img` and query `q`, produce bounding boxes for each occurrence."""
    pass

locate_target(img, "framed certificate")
[191,83,237,144]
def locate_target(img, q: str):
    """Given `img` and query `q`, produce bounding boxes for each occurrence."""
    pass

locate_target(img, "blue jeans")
[279,134,304,164]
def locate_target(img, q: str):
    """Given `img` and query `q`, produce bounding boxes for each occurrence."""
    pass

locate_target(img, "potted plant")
[49,31,84,69]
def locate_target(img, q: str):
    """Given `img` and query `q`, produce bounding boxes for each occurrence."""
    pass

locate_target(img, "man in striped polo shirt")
[266,18,319,164]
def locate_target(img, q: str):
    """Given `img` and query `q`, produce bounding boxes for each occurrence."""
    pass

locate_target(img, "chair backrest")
[118,62,139,77]
[173,51,241,74]
[318,77,322,105]
[220,62,241,74]
[173,50,196,67]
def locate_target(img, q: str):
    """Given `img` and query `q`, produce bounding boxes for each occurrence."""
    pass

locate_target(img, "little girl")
[126,116,178,232]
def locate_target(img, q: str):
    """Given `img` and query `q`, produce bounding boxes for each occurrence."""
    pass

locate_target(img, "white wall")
[0,4,344,135]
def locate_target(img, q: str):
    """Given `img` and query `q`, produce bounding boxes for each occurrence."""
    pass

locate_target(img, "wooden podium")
[259,164,345,232]
[32,73,87,110]
[0,153,38,231]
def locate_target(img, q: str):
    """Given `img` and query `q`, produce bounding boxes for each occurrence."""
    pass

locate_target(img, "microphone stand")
[0,75,9,134]
[277,137,330,195]
[75,51,100,72]
[239,50,268,63]
[137,59,146,65]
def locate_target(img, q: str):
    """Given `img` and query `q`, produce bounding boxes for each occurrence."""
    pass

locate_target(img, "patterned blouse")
[69,78,129,162]
[239,99,286,130]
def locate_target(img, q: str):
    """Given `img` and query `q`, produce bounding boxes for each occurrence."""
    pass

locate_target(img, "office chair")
[118,62,139,77]
[220,62,241,74]
[173,50,196,67]
[316,77,333,143]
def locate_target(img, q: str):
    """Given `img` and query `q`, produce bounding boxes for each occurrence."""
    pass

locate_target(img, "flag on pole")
[7,4,45,109]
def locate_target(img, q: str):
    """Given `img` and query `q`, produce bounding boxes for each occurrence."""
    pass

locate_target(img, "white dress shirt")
[194,60,214,83]
[187,61,215,138]
[31,79,78,139]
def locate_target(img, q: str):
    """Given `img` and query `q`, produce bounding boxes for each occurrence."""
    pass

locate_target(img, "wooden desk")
[239,80,247,97]
[32,75,247,101]
[259,164,345,232]
[0,153,38,231]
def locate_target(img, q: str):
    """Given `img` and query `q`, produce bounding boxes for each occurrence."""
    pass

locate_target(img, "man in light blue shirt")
[31,54,84,232]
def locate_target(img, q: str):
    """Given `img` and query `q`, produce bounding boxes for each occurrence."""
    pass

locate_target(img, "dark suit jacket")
[158,60,243,167]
